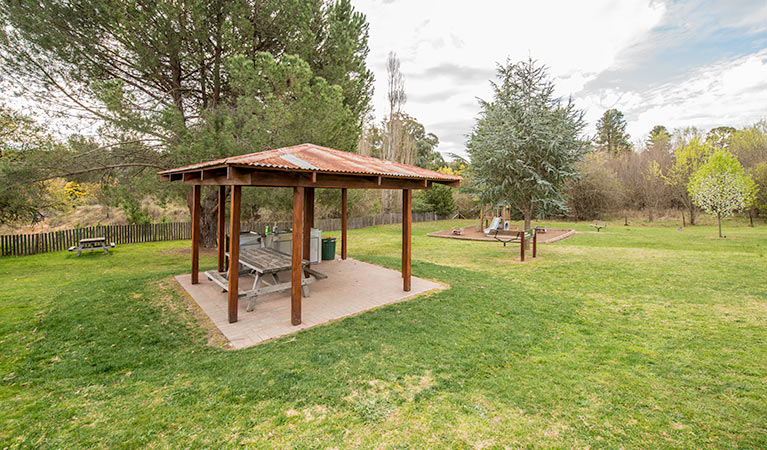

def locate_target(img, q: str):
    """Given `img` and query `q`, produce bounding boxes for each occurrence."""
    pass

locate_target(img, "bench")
[205,247,327,312]
[68,237,115,256]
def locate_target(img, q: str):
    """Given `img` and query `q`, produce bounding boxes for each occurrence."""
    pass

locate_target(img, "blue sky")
[352,0,767,157]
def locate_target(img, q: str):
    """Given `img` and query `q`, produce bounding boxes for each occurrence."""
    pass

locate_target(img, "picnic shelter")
[158,143,461,326]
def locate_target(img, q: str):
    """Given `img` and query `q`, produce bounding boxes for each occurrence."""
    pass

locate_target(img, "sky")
[351,0,767,158]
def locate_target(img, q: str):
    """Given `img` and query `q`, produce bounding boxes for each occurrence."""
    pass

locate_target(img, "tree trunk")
[689,205,696,225]
[648,207,654,222]
[749,210,754,227]
[188,188,221,248]
[717,212,722,238]
[682,211,685,228]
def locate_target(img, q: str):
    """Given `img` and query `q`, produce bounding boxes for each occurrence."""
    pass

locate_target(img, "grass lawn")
[1,219,766,448]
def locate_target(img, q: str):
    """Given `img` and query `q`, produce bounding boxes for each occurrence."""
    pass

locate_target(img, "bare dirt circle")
[427,226,574,243]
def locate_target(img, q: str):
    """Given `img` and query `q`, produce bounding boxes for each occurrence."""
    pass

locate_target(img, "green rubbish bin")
[321,237,336,260]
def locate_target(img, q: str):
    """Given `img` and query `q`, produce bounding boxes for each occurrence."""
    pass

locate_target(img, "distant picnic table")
[68,237,115,256]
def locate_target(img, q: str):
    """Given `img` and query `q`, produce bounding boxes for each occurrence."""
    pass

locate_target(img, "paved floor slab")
[175,258,446,349]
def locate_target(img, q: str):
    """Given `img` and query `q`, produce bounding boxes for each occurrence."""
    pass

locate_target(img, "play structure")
[480,205,512,233]
[428,205,576,261]
[479,205,536,259]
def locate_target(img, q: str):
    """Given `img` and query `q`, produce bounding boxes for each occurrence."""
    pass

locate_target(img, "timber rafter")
[161,166,457,190]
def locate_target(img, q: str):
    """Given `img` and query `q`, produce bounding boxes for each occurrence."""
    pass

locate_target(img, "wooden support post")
[402,189,412,291]
[303,187,314,264]
[520,231,525,262]
[533,230,537,258]
[291,187,304,325]
[341,188,348,260]
[191,185,201,284]
[217,186,226,272]
[402,195,405,279]
[227,185,241,323]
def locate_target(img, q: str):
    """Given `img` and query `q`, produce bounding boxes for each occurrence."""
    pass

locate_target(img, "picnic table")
[205,247,327,312]
[68,237,115,256]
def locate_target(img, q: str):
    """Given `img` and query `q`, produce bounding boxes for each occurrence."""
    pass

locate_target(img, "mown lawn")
[1,219,766,448]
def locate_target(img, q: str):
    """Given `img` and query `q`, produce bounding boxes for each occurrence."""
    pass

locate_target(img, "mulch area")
[427,226,575,244]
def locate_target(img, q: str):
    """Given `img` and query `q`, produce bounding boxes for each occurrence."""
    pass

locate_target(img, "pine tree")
[0,0,374,244]
[595,109,631,153]
[468,58,588,238]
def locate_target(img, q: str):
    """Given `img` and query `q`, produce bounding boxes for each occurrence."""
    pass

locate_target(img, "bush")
[121,201,152,224]
[567,154,622,220]
[413,184,456,216]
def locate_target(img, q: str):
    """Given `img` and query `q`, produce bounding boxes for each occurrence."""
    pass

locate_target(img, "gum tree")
[689,149,756,238]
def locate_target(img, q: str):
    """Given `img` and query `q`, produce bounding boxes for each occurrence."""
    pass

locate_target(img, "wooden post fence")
[1,211,443,257]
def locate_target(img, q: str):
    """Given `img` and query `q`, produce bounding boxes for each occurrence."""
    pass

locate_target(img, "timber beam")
[174,167,449,190]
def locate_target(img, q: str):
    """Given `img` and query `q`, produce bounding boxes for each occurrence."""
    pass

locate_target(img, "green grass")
[1,219,766,448]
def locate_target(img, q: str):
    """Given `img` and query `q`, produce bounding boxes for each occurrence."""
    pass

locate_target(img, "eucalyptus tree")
[0,0,374,244]
[467,58,588,238]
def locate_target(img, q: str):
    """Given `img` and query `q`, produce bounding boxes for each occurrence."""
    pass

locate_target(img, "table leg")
[247,275,263,312]
[301,269,310,297]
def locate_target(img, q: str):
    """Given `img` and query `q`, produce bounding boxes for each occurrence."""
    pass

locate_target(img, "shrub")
[567,154,622,220]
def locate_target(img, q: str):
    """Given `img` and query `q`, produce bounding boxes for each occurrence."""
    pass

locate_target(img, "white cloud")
[352,0,666,156]
[353,0,767,158]
[623,49,767,139]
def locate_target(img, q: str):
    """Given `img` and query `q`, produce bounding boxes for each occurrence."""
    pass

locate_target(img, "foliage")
[63,181,86,203]
[647,125,670,148]
[689,149,757,237]
[0,0,374,242]
[180,52,358,163]
[121,200,153,225]
[404,116,443,169]
[567,153,621,220]
[1,220,767,447]
[413,184,456,216]
[595,109,631,153]
[729,121,767,170]
[359,115,443,170]
[664,137,714,225]
[467,58,588,229]
[0,107,68,224]
[706,126,736,149]
[751,162,767,214]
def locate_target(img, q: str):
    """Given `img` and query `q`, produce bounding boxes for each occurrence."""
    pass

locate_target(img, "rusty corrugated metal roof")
[159,143,461,182]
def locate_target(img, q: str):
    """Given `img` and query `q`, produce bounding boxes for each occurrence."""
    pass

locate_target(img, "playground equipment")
[480,205,511,233]
[488,228,537,261]
[590,222,607,232]
[484,217,502,234]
